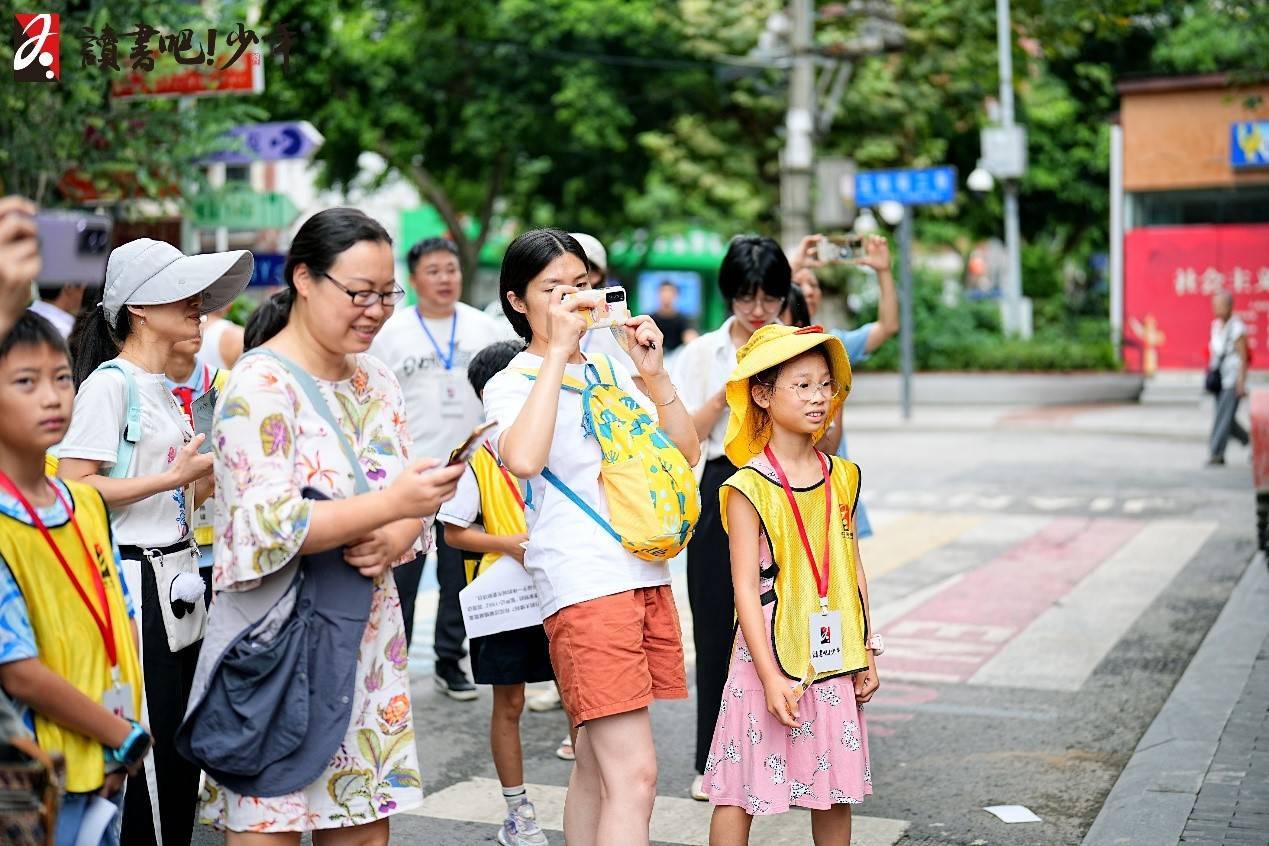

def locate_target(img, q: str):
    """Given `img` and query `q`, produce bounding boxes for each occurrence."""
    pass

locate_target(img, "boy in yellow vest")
[0,313,149,845]
[439,340,558,846]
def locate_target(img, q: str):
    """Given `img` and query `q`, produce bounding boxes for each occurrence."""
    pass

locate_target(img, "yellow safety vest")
[0,481,142,792]
[464,445,529,584]
[191,368,230,548]
[720,456,869,684]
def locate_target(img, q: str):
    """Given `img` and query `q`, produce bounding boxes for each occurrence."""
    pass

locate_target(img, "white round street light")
[967,166,995,193]
[853,207,879,234]
[878,200,906,226]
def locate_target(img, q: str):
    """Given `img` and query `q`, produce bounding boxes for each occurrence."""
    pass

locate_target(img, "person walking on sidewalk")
[705,323,880,845]
[672,236,793,801]
[1208,291,1250,466]
[370,237,506,700]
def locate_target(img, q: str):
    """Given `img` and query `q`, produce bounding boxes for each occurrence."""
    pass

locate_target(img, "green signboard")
[191,188,299,230]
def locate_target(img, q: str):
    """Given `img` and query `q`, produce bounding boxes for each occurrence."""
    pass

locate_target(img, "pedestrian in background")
[371,236,506,700]
[672,235,792,801]
[198,207,464,842]
[197,305,244,369]
[59,238,251,846]
[1208,290,1250,465]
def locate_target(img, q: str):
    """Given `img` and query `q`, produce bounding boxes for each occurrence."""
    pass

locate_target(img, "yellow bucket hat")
[723,323,852,467]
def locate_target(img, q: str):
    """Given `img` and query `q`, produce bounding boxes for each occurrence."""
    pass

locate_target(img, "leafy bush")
[851,272,1118,372]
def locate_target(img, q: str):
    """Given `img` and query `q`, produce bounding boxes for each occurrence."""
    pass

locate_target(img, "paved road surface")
[192,400,1255,845]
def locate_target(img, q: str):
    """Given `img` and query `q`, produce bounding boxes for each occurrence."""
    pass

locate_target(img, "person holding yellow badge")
[702,323,882,846]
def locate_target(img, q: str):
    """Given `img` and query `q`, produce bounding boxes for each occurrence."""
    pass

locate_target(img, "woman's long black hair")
[498,228,591,343]
[69,291,130,388]
[244,208,392,350]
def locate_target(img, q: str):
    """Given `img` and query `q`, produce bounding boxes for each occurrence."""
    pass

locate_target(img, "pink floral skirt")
[702,615,873,816]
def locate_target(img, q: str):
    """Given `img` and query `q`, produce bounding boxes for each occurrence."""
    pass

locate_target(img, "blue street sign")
[855,166,957,207]
[1231,121,1269,169]
[203,121,324,165]
[249,253,286,287]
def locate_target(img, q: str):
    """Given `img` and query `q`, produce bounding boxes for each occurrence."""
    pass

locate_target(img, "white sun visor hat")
[102,238,254,325]
[569,232,607,274]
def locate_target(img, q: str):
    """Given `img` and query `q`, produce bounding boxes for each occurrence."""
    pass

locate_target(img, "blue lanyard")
[417,309,458,370]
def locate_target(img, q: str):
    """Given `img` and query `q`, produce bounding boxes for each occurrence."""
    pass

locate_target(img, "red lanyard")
[0,473,117,667]
[764,446,833,602]
[172,364,211,425]
[484,442,526,511]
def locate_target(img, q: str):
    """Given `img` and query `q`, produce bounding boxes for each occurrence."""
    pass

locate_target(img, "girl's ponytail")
[243,287,294,351]
[69,300,129,388]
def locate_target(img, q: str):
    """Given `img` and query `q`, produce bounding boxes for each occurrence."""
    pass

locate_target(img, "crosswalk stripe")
[969,518,1217,690]
[408,777,909,846]
[858,511,987,578]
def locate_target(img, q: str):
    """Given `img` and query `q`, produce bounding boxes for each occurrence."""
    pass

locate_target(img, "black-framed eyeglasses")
[321,272,406,307]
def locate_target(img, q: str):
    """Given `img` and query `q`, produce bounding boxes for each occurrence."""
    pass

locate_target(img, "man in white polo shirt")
[370,237,507,700]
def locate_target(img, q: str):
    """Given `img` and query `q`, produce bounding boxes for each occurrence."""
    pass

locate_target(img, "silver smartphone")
[34,211,112,286]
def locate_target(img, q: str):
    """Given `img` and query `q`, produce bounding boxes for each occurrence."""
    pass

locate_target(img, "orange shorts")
[543,585,688,727]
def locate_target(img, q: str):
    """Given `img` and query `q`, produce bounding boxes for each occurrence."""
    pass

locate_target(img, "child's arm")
[851,527,880,704]
[442,522,528,565]
[728,492,800,729]
[0,658,132,748]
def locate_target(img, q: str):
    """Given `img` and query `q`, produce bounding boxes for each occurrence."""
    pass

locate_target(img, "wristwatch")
[866,634,884,656]
[107,721,152,769]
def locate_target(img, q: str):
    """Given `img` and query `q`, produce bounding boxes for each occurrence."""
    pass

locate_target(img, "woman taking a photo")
[484,229,700,846]
[58,238,253,846]
[196,208,464,845]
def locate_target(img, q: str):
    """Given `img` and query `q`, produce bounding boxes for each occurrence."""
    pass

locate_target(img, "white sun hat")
[102,238,254,324]
[569,232,608,273]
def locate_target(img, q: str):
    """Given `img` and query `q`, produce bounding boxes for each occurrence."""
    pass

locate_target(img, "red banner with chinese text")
[1123,224,1269,372]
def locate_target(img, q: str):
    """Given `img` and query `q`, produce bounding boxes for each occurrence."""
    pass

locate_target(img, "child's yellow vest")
[463,445,529,584]
[720,456,869,684]
[0,481,142,792]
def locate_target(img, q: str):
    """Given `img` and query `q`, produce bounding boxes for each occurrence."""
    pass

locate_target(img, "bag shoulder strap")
[540,467,621,545]
[588,353,620,385]
[94,361,141,479]
[241,349,371,495]
[518,368,587,395]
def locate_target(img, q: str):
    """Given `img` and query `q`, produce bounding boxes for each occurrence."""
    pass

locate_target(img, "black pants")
[397,529,468,661]
[120,558,203,846]
[687,457,738,775]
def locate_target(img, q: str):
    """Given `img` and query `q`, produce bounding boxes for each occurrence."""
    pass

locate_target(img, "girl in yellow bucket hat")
[702,323,883,844]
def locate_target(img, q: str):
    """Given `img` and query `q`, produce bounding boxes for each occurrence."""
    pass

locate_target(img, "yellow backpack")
[522,354,699,560]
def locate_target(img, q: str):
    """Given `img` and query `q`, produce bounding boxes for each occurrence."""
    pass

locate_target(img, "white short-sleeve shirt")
[1210,316,1247,388]
[672,317,740,463]
[438,465,481,529]
[59,358,194,547]
[481,351,670,617]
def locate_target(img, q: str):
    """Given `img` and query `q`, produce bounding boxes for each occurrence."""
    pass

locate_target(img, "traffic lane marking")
[858,511,987,578]
[970,518,1217,691]
[408,777,910,846]
[879,517,1144,684]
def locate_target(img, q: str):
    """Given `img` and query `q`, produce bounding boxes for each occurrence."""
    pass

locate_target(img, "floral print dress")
[198,352,425,832]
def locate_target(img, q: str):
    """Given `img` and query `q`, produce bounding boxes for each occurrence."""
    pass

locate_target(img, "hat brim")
[127,250,253,315]
[723,331,852,467]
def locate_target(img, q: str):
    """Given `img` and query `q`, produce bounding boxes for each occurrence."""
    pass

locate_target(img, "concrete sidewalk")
[1082,554,1269,846]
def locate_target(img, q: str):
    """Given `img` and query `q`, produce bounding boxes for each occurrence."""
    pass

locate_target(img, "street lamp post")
[994,0,1027,338]
[780,0,815,247]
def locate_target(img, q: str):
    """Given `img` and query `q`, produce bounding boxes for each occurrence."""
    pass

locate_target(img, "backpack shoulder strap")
[94,362,141,479]
[517,368,587,395]
[586,353,620,385]
[540,467,622,545]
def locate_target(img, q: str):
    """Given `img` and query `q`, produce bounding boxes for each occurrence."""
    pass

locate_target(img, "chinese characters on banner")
[1124,224,1269,372]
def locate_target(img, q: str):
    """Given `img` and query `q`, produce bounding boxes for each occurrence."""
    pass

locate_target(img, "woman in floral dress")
[199,208,465,843]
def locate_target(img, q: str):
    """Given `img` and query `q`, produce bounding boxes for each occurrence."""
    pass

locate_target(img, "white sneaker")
[526,687,562,712]
[690,774,708,801]
[496,800,549,846]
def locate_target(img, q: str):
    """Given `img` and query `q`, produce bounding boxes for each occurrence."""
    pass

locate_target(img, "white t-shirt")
[482,351,670,617]
[1210,316,1247,388]
[672,317,741,462]
[60,358,195,548]
[370,302,509,461]
[438,465,480,529]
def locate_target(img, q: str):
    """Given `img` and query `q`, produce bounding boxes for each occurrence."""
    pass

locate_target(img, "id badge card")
[102,682,133,721]
[440,371,467,419]
[808,609,844,674]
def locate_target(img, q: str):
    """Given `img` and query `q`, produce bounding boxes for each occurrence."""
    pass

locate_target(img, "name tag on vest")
[808,610,844,673]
